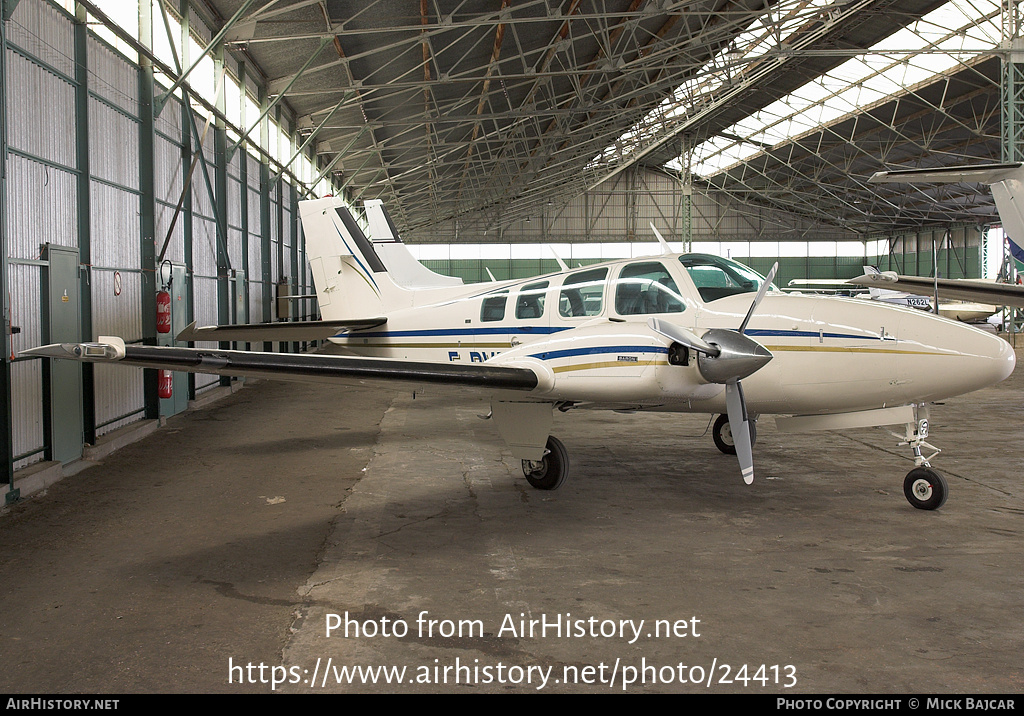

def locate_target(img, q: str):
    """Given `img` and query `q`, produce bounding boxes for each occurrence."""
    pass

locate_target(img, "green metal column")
[238,63,250,349]
[677,136,693,251]
[1001,0,1024,335]
[214,45,230,386]
[179,0,195,401]
[0,5,15,500]
[74,3,95,446]
[139,0,159,420]
[290,182,299,352]
[259,87,272,346]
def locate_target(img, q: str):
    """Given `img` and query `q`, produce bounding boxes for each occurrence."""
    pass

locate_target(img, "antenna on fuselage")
[650,223,672,255]
[547,246,569,272]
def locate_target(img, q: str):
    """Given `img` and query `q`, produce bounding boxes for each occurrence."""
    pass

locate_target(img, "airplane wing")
[175,317,386,343]
[847,272,1024,309]
[20,337,539,392]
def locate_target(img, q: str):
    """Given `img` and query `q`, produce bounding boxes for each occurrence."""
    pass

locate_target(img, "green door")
[44,245,83,464]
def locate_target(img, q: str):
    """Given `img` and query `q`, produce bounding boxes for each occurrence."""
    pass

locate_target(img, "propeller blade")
[648,318,720,356]
[725,380,755,484]
[738,262,779,334]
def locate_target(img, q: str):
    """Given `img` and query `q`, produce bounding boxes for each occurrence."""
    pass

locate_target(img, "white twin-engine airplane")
[22,168,1021,511]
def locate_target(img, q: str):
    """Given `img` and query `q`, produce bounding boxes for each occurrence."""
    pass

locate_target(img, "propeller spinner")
[649,262,778,485]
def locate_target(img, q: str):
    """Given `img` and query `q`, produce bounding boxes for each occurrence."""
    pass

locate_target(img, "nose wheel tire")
[903,467,948,510]
[522,436,569,490]
[712,414,756,456]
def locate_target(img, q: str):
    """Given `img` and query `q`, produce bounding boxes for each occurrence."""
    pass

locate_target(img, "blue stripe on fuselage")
[528,345,670,361]
[345,326,571,339]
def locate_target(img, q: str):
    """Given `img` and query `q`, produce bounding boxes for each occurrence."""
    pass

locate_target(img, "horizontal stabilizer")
[20,339,539,392]
[847,273,1024,309]
[868,163,1024,185]
[175,318,386,343]
[869,163,1024,246]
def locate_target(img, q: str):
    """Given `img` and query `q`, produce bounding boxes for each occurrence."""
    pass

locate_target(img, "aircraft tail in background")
[363,199,464,289]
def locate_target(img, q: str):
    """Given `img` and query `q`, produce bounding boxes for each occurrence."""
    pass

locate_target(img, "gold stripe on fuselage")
[552,359,667,373]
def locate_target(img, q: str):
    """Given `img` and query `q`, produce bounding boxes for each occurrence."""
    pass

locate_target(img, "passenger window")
[515,281,549,320]
[614,262,685,315]
[559,268,607,318]
[480,291,508,322]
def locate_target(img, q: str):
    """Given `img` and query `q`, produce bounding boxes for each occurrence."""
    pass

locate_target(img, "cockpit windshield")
[679,254,775,303]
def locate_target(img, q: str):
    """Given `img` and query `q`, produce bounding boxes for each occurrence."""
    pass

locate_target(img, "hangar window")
[559,268,607,318]
[614,262,685,315]
[515,281,549,320]
[480,290,508,322]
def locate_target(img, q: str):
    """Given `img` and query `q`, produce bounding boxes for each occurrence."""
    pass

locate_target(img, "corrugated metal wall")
[5,0,77,468]
[88,33,144,436]
[3,0,314,473]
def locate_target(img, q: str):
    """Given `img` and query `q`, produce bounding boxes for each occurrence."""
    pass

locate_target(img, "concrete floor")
[0,351,1022,694]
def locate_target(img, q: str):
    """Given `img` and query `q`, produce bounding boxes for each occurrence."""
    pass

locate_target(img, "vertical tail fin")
[861,265,887,298]
[298,197,407,320]
[363,199,464,288]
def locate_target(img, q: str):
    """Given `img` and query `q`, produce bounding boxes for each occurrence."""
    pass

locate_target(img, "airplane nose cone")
[897,314,1015,401]
[988,331,1016,383]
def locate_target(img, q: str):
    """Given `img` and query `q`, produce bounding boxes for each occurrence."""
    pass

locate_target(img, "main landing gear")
[522,436,569,490]
[712,414,756,456]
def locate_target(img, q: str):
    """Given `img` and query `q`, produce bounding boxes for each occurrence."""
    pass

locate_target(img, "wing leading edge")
[21,338,539,392]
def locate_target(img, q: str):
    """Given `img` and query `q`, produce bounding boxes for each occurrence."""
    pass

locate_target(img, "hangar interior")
[0,0,1020,489]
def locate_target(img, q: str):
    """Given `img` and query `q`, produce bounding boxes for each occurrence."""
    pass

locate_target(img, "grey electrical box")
[276,280,291,320]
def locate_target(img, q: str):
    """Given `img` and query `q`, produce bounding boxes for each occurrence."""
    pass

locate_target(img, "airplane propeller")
[649,262,778,485]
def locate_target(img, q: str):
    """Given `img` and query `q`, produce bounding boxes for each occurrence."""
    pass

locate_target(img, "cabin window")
[559,268,607,317]
[480,291,508,322]
[515,281,549,319]
[614,262,685,315]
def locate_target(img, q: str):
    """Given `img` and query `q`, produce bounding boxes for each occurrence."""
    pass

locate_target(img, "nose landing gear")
[892,405,946,510]
[904,467,948,510]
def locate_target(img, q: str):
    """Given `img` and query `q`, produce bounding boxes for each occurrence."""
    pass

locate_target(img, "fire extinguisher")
[158,370,173,399]
[156,290,171,333]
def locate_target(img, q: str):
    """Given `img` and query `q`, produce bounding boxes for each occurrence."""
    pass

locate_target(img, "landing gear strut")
[712,414,756,456]
[522,436,569,490]
[892,404,946,510]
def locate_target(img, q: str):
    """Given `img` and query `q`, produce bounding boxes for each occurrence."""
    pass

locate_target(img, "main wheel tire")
[712,414,756,455]
[522,436,569,490]
[903,467,948,510]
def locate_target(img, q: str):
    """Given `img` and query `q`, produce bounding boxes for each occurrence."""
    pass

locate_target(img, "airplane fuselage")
[328,252,1015,417]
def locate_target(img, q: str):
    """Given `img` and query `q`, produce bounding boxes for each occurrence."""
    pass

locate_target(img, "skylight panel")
[685,0,1000,178]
